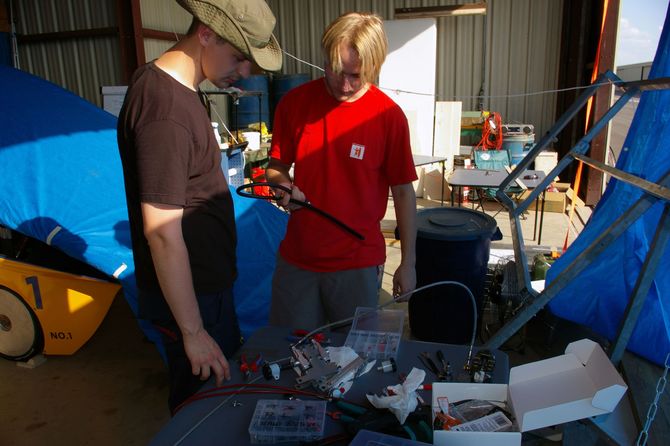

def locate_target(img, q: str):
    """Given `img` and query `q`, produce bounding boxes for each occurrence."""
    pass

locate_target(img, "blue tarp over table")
[0,65,286,355]
[546,6,670,366]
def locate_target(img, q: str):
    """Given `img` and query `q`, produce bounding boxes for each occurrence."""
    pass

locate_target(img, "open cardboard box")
[432,339,627,446]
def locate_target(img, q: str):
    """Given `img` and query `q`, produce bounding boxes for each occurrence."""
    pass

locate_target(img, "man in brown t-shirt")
[117,0,281,414]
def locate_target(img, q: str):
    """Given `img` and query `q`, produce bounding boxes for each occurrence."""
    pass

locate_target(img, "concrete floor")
[0,289,169,446]
[0,195,595,446]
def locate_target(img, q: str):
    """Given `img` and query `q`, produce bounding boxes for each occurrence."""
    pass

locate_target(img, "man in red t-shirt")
[267,12,417,330]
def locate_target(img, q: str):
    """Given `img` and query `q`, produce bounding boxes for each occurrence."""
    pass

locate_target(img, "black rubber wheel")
[0,285,44,361]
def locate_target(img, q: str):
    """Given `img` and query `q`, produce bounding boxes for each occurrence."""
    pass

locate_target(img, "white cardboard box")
[432,339,627,446]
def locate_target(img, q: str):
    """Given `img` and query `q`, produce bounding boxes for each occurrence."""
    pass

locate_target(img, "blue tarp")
[547,7,670,366]
[0,65,286,354]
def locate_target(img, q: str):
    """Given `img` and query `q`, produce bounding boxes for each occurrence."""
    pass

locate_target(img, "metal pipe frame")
[487,171,670,350]
[609,204,670,364]
[495,70,630,299]
[484,71,670,360]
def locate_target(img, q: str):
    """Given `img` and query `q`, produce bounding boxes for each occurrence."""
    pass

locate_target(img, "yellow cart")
[0,256,121,360]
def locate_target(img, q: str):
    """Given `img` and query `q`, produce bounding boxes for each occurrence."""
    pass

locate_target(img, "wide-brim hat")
[177,0,283,72]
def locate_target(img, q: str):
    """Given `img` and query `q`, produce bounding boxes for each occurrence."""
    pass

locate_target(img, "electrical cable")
[236,182,365,240]
[281,46,624,101]
[174,280,477,445]
[293,280,479,372]
[175,386,329,415]
[202,90,239,144]
[283,49,324,71]
[173,379,360,444]
[475,112,503,151]
[173,374,264,446]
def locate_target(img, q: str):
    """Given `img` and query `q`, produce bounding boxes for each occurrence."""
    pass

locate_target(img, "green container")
[532,253,556,280]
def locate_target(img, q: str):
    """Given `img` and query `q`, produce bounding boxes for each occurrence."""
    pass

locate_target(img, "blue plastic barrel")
[502,134,535,166]
[232,75,269,130]
[409,207,502,344]
[271,74,310,127]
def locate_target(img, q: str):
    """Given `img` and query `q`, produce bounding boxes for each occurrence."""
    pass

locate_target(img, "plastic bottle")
[211,122,222,145]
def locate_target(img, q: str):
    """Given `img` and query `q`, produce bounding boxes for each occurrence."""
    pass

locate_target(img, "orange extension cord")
[475,112,503,151]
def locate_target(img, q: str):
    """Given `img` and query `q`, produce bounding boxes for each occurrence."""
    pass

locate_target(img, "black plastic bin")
[409,207,502,344]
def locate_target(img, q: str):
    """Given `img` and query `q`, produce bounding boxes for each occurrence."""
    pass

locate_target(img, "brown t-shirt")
[117,63,236,319]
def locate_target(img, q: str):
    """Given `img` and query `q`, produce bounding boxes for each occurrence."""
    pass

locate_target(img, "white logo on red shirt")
[350,143,365,160]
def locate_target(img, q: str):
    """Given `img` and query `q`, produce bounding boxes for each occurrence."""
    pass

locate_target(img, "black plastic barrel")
[409,207,502,344]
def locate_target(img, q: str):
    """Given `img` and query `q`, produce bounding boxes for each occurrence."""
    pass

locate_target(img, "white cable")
[169,9,623,103]
[168,4,180,42]
[379,86,434,97]
[218,116,238,144]
[173,375,263,446]
[282,49,624,101]
[283,50,324,72]
[201,91,239,144]
[176,280,478,444]
[295,280,479,368]
[445,80,625,100]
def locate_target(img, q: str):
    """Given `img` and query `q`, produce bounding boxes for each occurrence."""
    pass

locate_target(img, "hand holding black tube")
[236,182,365,240]
[272,182,306,212]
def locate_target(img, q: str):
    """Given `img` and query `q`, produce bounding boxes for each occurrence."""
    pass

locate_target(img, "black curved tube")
[235,182,365,241]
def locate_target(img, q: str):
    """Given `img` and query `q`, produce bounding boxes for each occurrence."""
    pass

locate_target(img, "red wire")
[173,383,330,414]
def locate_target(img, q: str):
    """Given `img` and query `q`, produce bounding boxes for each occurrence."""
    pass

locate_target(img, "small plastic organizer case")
[344,307,404,360]
[248,399,326,444]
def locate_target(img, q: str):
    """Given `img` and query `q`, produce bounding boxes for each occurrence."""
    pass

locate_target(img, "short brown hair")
[322,12,388,84]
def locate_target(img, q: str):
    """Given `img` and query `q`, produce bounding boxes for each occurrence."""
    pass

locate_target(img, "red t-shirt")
[270,79,417,272]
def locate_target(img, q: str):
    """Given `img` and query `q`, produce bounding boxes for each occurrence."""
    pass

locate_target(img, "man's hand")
[273,183,307,211]
[392,262,416,302]
[183,328,231,387]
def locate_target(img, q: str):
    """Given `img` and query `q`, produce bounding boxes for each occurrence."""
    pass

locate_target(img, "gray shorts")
[269,253,381,331]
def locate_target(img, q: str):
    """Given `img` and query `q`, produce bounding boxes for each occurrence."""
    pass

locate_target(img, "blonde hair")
[321,12,388,84]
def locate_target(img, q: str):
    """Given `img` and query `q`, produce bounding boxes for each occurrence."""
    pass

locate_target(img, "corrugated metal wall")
[486,0,562,137]
[13,0,120,108]
[141,0,185,60]
[264,0,563,137]
[11,0,563,136]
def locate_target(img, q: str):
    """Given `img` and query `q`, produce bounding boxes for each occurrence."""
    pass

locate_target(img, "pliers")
[326,399,369,423]
[418,351,452,381]
[327,399,433,443]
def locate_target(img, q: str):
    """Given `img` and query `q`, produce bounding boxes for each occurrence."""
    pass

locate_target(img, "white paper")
[366,367,426,424]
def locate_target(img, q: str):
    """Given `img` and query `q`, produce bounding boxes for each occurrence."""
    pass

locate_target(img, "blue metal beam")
[610,204,670,365]
[485,171,670,350]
